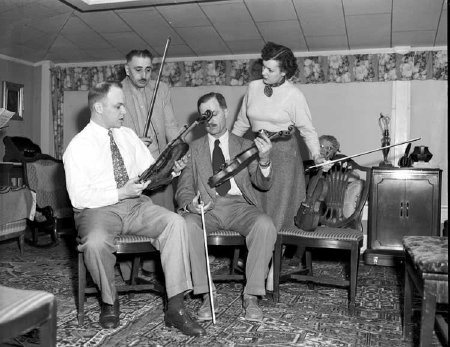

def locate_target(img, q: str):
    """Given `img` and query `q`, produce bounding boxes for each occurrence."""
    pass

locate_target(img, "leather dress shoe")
[164,308,206,337]
[99,299,120,329]
[197,292,219,321]
[243,294,263,322]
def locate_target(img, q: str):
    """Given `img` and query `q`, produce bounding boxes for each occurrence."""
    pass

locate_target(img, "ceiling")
[0,0,447,65]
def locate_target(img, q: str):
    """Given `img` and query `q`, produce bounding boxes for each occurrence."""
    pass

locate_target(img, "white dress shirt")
[63,121,154,209]
[207,131,270,196]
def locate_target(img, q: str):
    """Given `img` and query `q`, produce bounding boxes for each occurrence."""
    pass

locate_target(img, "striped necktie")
[108,129,129,188]
[212,139,231,196]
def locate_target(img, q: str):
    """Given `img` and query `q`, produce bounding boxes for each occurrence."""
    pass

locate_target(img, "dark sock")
[167,292,184,312]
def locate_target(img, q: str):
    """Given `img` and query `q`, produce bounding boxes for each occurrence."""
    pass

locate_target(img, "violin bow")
[143,36,171,138]
[305,137,421,172]
[199,199,216,324]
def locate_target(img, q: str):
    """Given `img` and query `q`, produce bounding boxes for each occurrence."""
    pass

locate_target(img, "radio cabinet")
[364,168,442,266]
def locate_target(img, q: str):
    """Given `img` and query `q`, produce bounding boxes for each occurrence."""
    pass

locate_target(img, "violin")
[139,111,213,190]
[294,168,328,232]
[208,125,295,188]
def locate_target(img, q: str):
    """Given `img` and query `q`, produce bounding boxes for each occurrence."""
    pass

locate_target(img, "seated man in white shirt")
[63,81,205,336]
[175,92,277,322]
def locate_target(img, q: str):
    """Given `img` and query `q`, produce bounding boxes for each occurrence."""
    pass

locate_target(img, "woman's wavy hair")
[261,42,298,79]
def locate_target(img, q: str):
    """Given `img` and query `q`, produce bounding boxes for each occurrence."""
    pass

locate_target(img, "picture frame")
[2,81,24,120]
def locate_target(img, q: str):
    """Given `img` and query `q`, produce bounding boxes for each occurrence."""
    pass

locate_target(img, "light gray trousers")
[184,195,277,297]
[76,195,192,304]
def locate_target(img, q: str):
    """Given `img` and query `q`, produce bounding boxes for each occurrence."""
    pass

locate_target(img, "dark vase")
[410,146,433,162]
[379,130,393,167]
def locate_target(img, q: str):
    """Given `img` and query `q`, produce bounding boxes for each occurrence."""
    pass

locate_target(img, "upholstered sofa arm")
[0,186,35,226]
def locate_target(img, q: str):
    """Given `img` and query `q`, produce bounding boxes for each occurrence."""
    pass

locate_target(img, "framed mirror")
[2,81,24,120]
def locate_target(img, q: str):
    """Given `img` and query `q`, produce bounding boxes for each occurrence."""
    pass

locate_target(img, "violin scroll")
[199,110,214,123]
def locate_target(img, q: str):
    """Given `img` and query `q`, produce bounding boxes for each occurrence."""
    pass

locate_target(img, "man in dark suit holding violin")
[175,92,277,322]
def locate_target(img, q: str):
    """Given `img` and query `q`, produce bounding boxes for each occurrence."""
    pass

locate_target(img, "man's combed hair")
[125,49,153,62]
[88,81,122,111]
[261,42,298,79]
[197,92,227,113]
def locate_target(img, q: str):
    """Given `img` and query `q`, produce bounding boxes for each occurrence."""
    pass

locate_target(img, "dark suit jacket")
[175,132,273,210]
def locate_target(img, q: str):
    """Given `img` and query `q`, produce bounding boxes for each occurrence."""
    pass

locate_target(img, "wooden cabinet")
[364,168,442,266]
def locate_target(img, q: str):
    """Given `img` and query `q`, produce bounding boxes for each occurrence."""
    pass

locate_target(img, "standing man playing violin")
[63,81,205,336]
[175,92,277,322]
[121,49,180,276]
[121,49,179,211]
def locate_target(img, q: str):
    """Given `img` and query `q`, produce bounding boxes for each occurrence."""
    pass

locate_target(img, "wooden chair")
[207,230,246,282]
[77,235,165,325]
[273,159,371,314]
[0,285,56,347]
[23,157,74,246]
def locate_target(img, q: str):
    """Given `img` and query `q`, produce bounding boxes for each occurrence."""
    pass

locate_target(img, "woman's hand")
[255,131,272,164]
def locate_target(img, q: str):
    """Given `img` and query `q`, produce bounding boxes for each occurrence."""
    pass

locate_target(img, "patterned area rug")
[0,234,445,347]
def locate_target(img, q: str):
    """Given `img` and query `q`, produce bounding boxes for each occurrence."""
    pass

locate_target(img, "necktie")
[108,130,129,188]
[212,139,231,196]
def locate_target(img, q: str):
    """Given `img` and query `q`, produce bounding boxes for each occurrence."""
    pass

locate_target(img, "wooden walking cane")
[200,202,216,324]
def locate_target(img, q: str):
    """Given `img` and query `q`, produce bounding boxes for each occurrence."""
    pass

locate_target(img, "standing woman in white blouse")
[232,42,327,233]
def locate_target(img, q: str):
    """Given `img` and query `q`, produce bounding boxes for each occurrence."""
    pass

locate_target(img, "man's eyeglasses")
[320,145,335,151]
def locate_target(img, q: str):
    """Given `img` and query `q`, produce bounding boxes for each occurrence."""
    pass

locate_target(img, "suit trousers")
[184,195,277,296]
[75,195,192,305]
[120,183,176,276]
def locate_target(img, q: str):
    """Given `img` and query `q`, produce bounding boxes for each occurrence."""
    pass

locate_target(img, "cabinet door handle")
[400,202,403,217]
[406,201,409,218]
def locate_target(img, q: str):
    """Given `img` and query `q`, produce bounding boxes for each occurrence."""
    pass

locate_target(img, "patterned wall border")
[50,50,447,158]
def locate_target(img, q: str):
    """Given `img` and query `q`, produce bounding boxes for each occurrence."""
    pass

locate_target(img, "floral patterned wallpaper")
[50,50,447,158]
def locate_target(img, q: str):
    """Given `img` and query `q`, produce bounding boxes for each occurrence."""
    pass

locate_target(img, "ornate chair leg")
[272,236,283,302]
[305,249,314,290]
[349,245,359,315]
[78,253,86,325]
[128,256,141,299]
[231,248,240,275]
[32,224,39,245]
[403,262,413,341]
[18,233,25,255]
[39,299,57,346]
[51,217,58,244]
